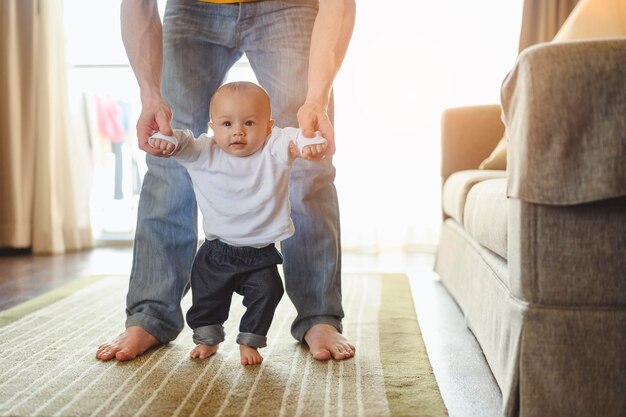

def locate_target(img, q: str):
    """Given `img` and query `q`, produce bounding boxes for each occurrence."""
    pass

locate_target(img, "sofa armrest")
[502,39,626,205]
[440,104,505,183]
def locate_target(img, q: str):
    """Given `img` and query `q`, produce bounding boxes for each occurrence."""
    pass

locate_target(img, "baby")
[149,81,327,365]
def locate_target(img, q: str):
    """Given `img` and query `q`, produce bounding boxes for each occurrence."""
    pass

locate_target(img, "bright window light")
[63,0,522,250]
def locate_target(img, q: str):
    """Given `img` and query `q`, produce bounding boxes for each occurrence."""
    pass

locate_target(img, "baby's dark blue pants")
[186,239,284,348]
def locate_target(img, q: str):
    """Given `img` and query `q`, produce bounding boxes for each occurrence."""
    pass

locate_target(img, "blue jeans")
[125,0,343,343]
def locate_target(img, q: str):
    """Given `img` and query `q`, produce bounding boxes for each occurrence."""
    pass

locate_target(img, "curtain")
[0,0,93,254]
[518,0,580,51]
[0,0,36,249]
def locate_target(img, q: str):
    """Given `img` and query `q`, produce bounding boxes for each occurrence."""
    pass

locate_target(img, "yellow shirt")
[198,0,256,3]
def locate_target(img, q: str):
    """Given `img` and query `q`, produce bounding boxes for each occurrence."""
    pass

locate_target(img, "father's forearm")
[120,0,164,105]
[306,0,356,107]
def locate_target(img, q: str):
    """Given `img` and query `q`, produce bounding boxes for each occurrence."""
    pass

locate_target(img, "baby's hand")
[289,140,328,160]
[302,141,328,160]
[151,138,175,157]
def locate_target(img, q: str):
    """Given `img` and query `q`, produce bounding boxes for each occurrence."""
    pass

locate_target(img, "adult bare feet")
[304,323,355,361]
[240,345,263,366]
[190,343,219,359]
[96,326,160,361]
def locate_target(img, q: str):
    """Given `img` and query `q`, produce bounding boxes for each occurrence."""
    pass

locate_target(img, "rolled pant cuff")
[237,332,267,348]
[192,324,225,346]
[126,312,181,344]
[291,315,343,343]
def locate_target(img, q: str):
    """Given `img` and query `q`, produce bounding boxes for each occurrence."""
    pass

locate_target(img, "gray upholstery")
[501,39,626,205]
[508,196,626,306]
[519,307,626,417]
[435,39,626,417]
[435,220,523,416]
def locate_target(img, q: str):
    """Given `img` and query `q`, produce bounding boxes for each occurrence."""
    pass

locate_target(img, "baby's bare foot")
[304,323,355,361]
[190,343,219,359]
[96,326,160,361]
[240,345,263,366]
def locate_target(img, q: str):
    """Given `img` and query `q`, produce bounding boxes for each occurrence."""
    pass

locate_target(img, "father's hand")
[297,101,336,159]
[136,97,173,157]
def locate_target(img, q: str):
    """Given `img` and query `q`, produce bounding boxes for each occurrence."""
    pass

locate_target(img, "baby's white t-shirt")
[159,127,324,247]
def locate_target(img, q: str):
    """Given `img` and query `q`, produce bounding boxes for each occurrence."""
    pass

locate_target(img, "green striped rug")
[0,273,447,416]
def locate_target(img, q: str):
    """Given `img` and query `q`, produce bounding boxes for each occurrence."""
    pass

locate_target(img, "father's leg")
[243,0,354,360]
[96,0,243,361]
[96,154,198,361]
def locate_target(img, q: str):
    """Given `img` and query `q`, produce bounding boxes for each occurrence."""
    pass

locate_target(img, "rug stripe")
[293,346,313,417]
[324,360,334,417]
[354,276,369,417]
[337,274,360,417]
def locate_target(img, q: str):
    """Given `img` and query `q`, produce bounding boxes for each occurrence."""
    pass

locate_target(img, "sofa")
[434,39,626,417]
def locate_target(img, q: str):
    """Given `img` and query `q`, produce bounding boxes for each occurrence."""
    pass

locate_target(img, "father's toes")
[312,349,332,361]
[115,350,135,361]
[96,349,115,361]
[332,350,347,360]
[330,345,355,360]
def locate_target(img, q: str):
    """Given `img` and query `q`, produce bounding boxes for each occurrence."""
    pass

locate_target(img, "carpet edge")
[379,273,448,417]
[0,274,117,328]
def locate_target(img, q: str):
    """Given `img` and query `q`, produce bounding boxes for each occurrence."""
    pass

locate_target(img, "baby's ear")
[267,119,275,134]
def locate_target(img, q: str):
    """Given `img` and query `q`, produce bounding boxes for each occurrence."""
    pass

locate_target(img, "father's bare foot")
[240,345,263,366]
[304,323,355,361]
[190,343,219,360]
[96,326,160,361]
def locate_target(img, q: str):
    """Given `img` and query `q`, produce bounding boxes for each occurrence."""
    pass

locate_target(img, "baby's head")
[209,81,274,157]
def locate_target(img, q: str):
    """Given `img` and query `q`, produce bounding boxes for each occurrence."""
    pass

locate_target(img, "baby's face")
[209,91,274,157]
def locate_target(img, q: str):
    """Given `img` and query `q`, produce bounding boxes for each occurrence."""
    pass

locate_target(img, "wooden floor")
[0,247,503,417]
[0,248,133,311]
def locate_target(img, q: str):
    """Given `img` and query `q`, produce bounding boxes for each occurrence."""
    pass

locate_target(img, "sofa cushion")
[443,170,507,225]
[464,178,508,259]
[479,134,507,170]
